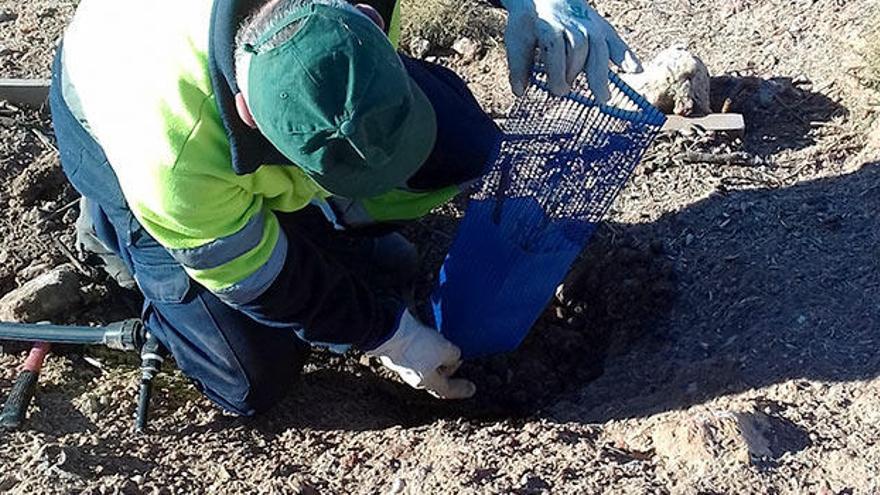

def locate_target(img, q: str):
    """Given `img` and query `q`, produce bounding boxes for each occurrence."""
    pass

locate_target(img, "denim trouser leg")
[49,51,311,416]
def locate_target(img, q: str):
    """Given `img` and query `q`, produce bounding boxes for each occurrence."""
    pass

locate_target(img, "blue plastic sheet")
[431,70,666,358]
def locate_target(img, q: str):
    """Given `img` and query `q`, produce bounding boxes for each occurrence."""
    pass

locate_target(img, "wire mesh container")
[431,69,666,358]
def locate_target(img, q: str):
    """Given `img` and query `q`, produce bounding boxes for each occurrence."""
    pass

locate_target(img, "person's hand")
[367,310,476,399]
[501,0,642,102]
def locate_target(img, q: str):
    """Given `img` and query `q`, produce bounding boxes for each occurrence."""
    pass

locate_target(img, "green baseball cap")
[245,3,437,199]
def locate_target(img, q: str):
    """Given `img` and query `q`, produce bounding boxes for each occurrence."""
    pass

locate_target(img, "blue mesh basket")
[430,69,666,358]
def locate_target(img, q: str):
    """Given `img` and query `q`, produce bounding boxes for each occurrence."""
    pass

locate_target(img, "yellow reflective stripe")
[184,210,281,291]
[388,0,401,48]
[362,186,460,222]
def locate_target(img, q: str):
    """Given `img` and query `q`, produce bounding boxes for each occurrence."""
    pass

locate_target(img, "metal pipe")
[0,322,106,345]
[0,319,144,351]
[0,319,156,431]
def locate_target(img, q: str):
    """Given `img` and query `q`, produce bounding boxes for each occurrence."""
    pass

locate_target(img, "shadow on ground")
[554,160,880,423]
[193,160,880,434]
[710,75,848,154]
[22,162,877,436]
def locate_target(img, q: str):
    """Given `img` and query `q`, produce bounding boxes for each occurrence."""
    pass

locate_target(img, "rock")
[39,200,58,213]
[298,482,320,495]
[0,10,15,24]
[385,478,406,494]
[620,45,711,116]
[62,208,78,225]
[9,154,67,208]
[409,37,431,59]
[216,466,233,482]
[17,260,52,282]
[0,264,84,322]
[520,474,551,491]
[452,37,482,62]
[0,477,17,492]
[651,408,808,475]
[19,208,44,224]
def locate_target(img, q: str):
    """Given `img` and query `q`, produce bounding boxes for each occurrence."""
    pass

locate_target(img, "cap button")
[339,120,356,137]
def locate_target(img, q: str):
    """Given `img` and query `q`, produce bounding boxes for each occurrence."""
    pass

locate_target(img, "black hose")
[135,332,165,433]
[0,322,106,345]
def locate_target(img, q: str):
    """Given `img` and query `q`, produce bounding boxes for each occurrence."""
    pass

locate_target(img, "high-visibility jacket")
[60,0,468,349]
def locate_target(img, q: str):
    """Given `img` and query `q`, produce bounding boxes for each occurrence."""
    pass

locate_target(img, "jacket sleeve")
[131,169,401,351]
[229,210,404,352]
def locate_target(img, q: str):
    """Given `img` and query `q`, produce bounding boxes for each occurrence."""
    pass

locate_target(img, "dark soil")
[0,103,77,297]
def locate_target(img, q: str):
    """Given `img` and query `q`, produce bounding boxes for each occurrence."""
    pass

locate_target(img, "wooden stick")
[0,79,50,107]
[662,113,746,133]
[678,151,765,166]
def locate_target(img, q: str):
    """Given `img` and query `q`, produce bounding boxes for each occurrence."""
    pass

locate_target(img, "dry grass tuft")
[400,0,505,52]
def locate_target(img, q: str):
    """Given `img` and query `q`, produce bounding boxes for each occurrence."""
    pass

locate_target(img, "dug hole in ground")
[1,0,879,493]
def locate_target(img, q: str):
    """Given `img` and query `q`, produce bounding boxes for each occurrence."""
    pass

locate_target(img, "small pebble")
[452,37,482,62]
[62,209,78,225]
[409,37,430,59]
[387,478,406,495]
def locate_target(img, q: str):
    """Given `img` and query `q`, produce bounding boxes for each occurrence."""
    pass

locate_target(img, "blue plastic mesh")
[431,69,666,358]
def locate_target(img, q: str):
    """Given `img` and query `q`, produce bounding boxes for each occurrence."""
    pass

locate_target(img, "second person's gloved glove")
[501,0,643,102]
[367,310,476,399]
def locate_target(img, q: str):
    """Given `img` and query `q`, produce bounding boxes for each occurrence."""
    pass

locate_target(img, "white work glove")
[367,310,476,399]
[501,0,643,102]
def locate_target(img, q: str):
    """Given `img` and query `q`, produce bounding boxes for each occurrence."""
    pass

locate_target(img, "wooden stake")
[0,79,50,107]
[662,113,746,133]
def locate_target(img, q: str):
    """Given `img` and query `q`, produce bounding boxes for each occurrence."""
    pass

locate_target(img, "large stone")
[621,45,712,116]
[0,264,84,322]
[651,407,808,475]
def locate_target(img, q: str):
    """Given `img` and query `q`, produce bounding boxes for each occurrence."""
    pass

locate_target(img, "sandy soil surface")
[1,0,879,494]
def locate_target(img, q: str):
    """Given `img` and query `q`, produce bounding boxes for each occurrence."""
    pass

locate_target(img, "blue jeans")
[49,50,496,415]
[51,61,315,417]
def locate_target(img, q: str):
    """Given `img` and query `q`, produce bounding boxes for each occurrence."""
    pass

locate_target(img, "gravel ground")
[1,0,879,494]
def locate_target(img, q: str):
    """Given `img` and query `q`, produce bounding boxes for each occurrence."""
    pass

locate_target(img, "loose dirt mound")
[0,103,78,298]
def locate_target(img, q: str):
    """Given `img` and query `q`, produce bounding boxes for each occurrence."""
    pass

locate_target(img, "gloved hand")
[501,0,642,102]
[367,310,476,399]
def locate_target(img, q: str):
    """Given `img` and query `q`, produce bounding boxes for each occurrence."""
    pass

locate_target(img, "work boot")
[75,197,137,290]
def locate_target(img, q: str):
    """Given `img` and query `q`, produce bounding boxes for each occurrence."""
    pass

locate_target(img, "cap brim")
[311,78,437,199]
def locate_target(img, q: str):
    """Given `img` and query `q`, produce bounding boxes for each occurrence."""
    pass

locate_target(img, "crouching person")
[50,0,639,415]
